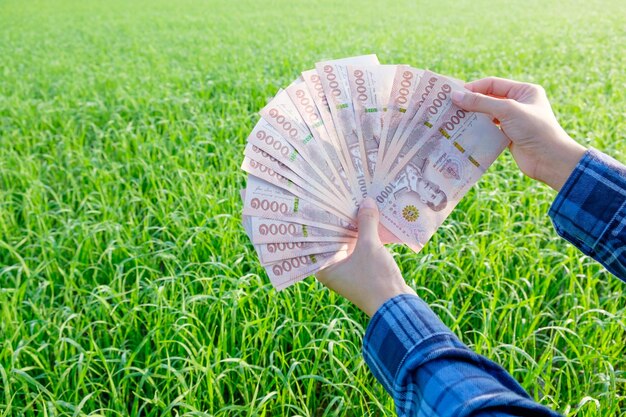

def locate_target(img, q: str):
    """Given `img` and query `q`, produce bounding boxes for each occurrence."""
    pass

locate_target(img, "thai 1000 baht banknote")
[260,89,350,209]
[300,69,346,169]
[241,157,351,220]
[241,216,353,265]
[379,71,458,179]
[315,54,379,201]
[255,241,353,265]
[347,64,397,187]
[247,216,355,244]
[246,118,347,212]
[375,66,424,182]
[244,143,308,191]
[384,77,504,185]
[267,250,350,291]
[387,73,466,176]
[242,176,357,233]
[371,92,509,251]
[286,77,357,212]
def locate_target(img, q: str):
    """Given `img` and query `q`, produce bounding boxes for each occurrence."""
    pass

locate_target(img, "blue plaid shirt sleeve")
[548,148,626,281]
[363,294,561,416]
[362,149,625,416]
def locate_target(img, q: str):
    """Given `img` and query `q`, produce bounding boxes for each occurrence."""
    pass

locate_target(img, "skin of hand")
[451,77,587,191]
[316,197,416,317]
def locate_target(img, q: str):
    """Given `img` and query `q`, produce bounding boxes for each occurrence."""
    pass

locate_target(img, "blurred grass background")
[0,0,625,415]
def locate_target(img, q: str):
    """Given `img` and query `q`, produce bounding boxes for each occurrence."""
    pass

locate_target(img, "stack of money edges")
[241,54,510,290]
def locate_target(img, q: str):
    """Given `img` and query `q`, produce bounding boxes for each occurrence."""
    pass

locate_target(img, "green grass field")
[1,0,625,415]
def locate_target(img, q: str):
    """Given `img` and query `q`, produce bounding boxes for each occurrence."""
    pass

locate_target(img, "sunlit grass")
[1,0,625,415]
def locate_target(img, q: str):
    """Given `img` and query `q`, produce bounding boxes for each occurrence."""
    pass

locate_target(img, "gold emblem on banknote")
[402,205,419,222]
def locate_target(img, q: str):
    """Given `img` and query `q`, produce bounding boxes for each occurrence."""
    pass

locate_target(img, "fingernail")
[451,91,464,103]
[360,197,376,209]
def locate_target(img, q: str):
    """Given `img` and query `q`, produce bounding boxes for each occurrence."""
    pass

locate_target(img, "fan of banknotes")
[241,54,510,290]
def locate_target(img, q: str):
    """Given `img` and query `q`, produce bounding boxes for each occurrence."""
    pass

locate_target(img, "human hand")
[315,198,416,317]
[451,77,587,191]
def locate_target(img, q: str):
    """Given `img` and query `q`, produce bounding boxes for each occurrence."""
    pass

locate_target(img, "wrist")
[362,278,416,317]
[538,132,587,192]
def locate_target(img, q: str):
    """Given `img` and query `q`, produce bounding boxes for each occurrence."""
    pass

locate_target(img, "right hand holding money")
[451,77,587,191]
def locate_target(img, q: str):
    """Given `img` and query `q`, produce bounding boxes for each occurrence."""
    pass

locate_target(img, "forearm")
[363,295,561,417]
[549,148,626,281]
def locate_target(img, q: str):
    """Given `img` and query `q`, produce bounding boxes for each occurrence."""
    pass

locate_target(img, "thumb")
[356,197,381,248]
[451,90,509,119]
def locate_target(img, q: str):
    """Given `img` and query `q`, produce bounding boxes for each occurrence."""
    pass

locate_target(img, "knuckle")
[530,83,546,95]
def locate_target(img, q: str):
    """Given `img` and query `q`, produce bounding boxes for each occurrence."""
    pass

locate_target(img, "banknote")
[241,157,352,220]
[382,70,438,160]
[255,241,353,265]
[348,64,397,186]
[285,77,357,212]
[244,143,308,190]
[384,77,506,184]
[301,69,345,169]
[242,176,357,233]
[247,216,356,244]
[246,118,347,210]
[375,66,423,183]
[315,54,380,201]
[242,215,353,264]
[383,72,466,175]
[379,71,458,178]
[260,89,350,209]
[267,251,350,291]
[371,97,509,250]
